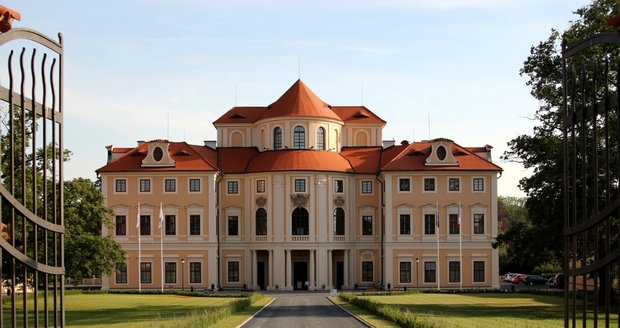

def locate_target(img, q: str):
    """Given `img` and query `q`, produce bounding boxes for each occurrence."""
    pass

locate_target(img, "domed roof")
[260,79,342,121]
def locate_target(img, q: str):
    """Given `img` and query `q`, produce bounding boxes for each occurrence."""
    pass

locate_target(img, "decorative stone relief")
[256,196,267,207]
[333,196,345,207]
[290,194,309,207]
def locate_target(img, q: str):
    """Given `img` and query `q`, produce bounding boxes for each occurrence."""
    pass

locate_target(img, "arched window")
[333,208,345,235]
[256,208,267,236]
[293,126,305,149]
[273,127,282,150]
[317,127,325,150]
[292,207,309,235]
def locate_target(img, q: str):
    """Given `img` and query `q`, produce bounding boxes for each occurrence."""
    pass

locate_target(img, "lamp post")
[181,258,185,291]
[416,258,419,289]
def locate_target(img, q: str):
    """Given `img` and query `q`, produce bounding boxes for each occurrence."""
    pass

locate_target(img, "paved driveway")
[240,293,368,328]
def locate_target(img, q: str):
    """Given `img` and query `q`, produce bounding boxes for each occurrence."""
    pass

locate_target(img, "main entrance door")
[293,261,308,290]
[335,261,344,289]
[257,261,265,290]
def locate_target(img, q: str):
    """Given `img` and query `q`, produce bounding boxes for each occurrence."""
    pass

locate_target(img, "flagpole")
[459,201,462,290]
[137,202,141,292]
[436,200,440,291]
[160,202,164,293]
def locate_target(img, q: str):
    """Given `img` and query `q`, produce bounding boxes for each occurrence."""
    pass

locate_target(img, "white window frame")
[422,205,439,240]
[397,205,413,238]
[138,178,152,194]
[472,177,485,192]
[423,260,437,284]
[188,177,202,193]
[398,260,413,285]
[188,259,203,284]
[186,205,204,239]
[471,204,488,239]
[472,259,487,284]
[163,177,178,194]
[114,178,127,194]
[397,177,411,193]
[360,180,373,195]
[163,206,179,238]
[227,259,241,283]
[447,177,461,193]
[227,180,240,195]
[423,176,437,193]
[333,178,344,194]
[447,259,461,284]
[256,178,267,194]
[115,261,129,285]
[293,178,307,193]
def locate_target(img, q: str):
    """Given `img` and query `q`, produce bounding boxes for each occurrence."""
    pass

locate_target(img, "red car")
[511,274,524,283]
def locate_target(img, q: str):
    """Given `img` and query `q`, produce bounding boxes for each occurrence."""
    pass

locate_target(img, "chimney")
[105,145,113,164]
[382,140,395,149]
[204,140,217,149]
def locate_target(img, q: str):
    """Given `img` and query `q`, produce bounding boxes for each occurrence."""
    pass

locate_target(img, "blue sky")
[4,0,588,196]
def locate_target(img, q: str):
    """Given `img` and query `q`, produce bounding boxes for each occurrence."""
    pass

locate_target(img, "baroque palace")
[97,80,502,291]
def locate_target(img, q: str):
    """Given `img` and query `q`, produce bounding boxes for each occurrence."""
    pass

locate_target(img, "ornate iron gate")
[563,31,620,327]
[0,28,65,327]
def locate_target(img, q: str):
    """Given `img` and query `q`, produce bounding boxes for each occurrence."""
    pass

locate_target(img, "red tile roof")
[217,147,260,173]
[340,147,383,174]
[213,80,387,124]
[381,141,502,172]
[331,106,386,125]
[245,150,354,173]
[96,142,218,173]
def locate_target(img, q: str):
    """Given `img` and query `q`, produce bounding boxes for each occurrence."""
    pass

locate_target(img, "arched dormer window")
[293,126,305,149]
[317,127,325,150]
[273,127,282,150]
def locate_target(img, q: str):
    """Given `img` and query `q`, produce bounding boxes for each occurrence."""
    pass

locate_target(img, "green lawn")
[3,292,268,327]
[356,292,618,328]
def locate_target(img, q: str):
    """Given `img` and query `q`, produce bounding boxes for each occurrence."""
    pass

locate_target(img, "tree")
[502,0,620,266]
[64,178,125,284]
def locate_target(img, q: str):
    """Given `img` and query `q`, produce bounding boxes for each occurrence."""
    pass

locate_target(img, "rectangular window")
[294,179,306,193]
[399,214,411,235]
[189,215,201,235]
[190,262,201,283]
[115,179,127,193]
[448,178,460,191]
[115,263,127,284]
[115,215,126,236]
[139,179,151,192]
[165,262,176,284]
[449,214,460,235]
[362,261,373,282]
[474,214,485,234]
[449,261,460,283]
[228,261,240,282]
[399,178,410,192]
[334,179,344,193]
[400,262,412,284]
[165,215,176,236]
[140,215,151,236]
[424,261,436,283]
[473,178,484,191]
[228,216,239,236]
[424,214,436,235]
[227,181,239,194]
[164,179,176,192]
[189,178,201,192]
[361,181,372,194]
[424,178,436,191]
[140,262,152,284]
[362,216,373,235]
[256,179,266,193]
[474,261,485,282]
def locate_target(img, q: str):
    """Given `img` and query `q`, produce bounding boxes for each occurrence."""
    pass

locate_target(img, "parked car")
[503,273,519,282]
[549,273,564,288]
[523,274,547,285]
[511,274,525,284]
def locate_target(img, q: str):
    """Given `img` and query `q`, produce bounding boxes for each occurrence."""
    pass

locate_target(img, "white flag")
[158,202,164,229]
[136,202,141,229]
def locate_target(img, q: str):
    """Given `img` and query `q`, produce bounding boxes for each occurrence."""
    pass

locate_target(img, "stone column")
[268,249,274,290]
[310,249,316,290]
[286,249,292,290]
[344,249,350,288]
[251,250,257,290]
[327,249,332,289]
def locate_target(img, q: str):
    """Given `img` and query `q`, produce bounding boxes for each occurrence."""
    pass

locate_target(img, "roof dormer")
[425,138,458,167]
[141,140,176,168]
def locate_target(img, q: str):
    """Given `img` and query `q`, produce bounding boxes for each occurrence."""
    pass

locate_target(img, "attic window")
[153,147,164,162]
[131,151,147,156]
[353,111,369,118]
[437,146,447,161]
[174,150,191,156]
[230,113,247,119]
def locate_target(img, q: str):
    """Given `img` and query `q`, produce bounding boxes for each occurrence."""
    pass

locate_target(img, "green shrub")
[532,262,561,277]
